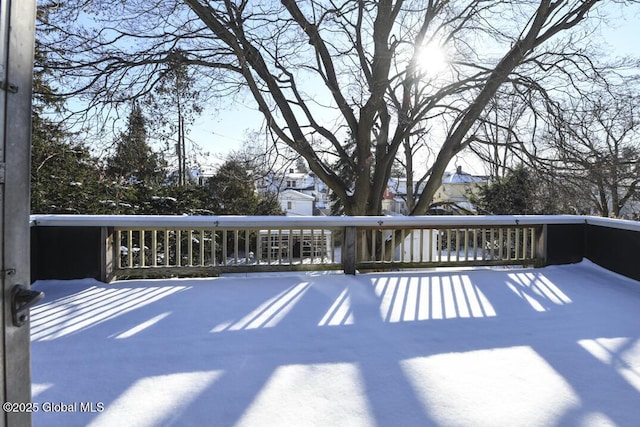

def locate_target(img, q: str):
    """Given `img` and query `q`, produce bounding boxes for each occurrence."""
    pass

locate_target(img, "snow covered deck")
[31,261,640,426]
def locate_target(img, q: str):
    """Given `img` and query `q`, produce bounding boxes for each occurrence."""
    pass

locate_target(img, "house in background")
[386,166,488,215]
[258,165,331,216]
[435,166,488,213]
[278,189,315,216]
[202,159,486,217]
[381,186,402,214]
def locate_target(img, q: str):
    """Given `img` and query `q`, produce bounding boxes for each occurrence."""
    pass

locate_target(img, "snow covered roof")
[279,189,315,200]
[388,168,486,194]
[441,170,487,184]
[284,172,308,179]
[31,261,640,426]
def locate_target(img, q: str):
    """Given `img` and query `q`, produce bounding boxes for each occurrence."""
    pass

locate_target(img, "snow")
[30,261,640,426]
[441,170,486,184]
[30,213,589,228]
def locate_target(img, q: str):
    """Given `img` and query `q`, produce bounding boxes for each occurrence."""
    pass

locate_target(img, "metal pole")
[1,1,36,425]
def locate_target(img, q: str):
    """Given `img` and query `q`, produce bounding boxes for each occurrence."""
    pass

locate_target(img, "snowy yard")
[30,261,640,426]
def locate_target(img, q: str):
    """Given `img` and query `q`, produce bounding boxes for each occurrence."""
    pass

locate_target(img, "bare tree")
[38,0,637,215]
[469,87,533,179]
[547,85,640,217]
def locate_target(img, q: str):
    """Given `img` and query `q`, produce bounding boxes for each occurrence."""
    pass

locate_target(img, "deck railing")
[356,224,540,268]
[31,215,581,281]
[113,223,542,277]
[30,215,640,282]
[114,225,343,277]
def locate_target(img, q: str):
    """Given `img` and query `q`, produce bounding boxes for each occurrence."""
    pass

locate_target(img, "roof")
[441,170,487,184]
[279,189,315,200]
[31,261,640,426]
[389,170,487,194]
[284,172,308,179]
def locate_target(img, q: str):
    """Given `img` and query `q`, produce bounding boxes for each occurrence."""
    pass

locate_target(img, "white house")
[258,164,330,215]
[278,189,315,216]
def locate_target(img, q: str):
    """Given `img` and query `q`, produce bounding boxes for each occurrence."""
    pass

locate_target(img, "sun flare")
[417,43,448,76]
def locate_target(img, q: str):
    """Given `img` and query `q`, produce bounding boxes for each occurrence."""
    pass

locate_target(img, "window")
[292,181,296,188]
[287,201,294,210]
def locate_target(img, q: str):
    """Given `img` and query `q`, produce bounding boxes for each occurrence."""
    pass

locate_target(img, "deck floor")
[31,261,640,426]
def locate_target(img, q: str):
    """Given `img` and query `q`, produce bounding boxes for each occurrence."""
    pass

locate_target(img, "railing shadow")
[31,262,640,426]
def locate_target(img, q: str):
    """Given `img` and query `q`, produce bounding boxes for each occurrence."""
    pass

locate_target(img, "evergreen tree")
[31,120,108,213]
[255,191,284,216]
[107,104,165,186]
[144,50,202,186]
[474,166,537,215]
[31,41,107,213]
[149,185,211,215]
[205,160,283,215]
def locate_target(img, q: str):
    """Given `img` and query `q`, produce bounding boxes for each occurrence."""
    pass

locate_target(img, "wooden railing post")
[342,226,357,275]
[102,226,116,282]
[534,224,548,267]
